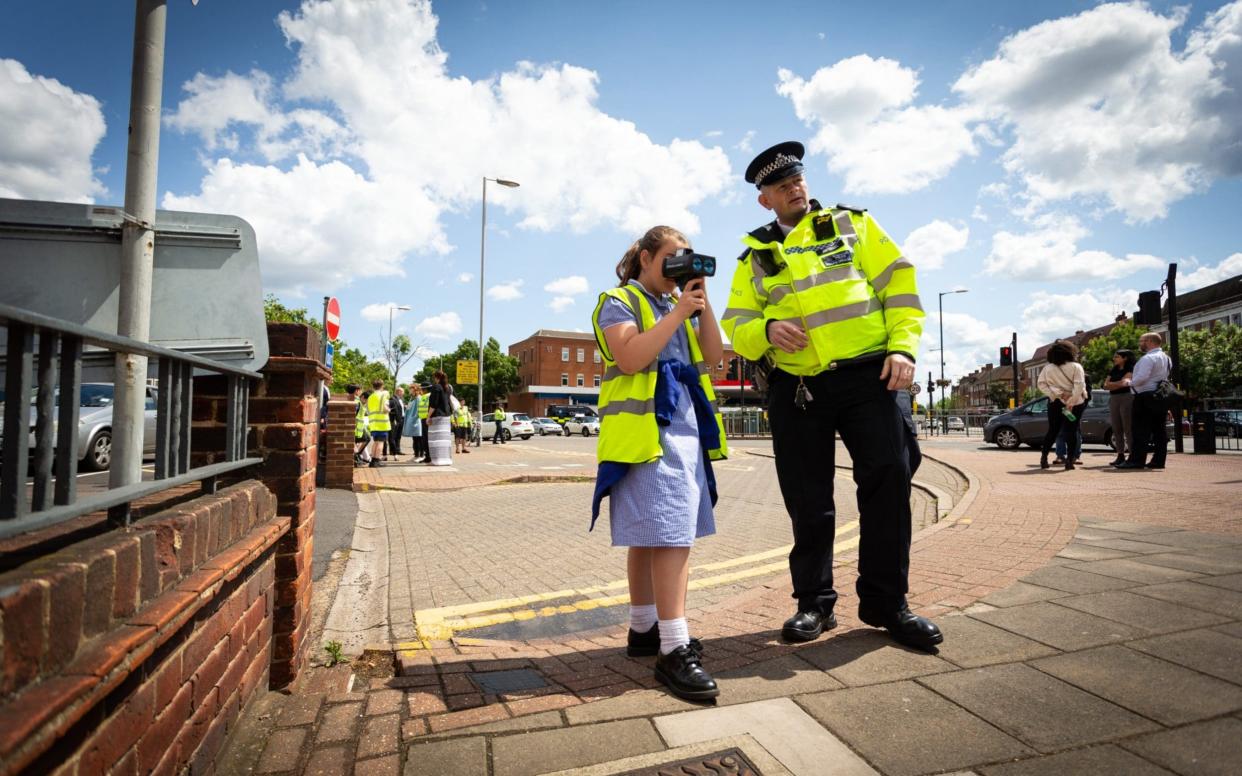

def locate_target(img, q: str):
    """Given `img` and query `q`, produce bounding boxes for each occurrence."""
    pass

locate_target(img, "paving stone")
[1052,591,1229,635]
[357,713,401,759]
[316,701,364,744]
[1032,645,1242,725]
[1018,566,1136,594]
[1214,621,1242,639]
[712,654,844,705]
[1132,580,1242,618]
[1122,531,1242,550]
[656,697,877,776]
[919,663,1158,753]
[1135,552,1242,576]
[979,582,1067,608]
[971,601,1145,650]
[490,718,663,776]
[420,710,565,740]
[355,755,401,776]
[1121,717,1242,776]
[406,691,448,716]
[798,631,955,686]
[1055,543,1138,562]
[979,744,1174,776]
[798,682,1030,776]
[1190,572,1242,592]
[366,690,405,716]
[404,736,487,776]
[544,735,793,776]
[1066,558,1204,584]
[257,727,308,773]
[1128,628,1242,685]
[1079,537,1185,554]
[278,694,325,727]
[564,688,697,724]
[1084,521,1182,535]
[304,746,348,776]
[936,615,1059,668]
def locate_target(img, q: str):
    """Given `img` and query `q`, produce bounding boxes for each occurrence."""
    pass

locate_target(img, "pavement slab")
[919,663,1159,753]
[933,615,1059,669]
[1120,717,1242,776]
[1064,557,1205,584]
[797,630,956,686]
[545,735,793,776]
[1197,572,1242,592]
[1016,565,1137,594]
[1031,645,1242,725]
[489,718,663,776]
[1050,590,1230,635]
[563,687,699,725]
[978,744,1175,776]
[711,654,845,705]
[1134,552,1242,576]
[1054,543,1138,562]
[403,736,487,776]
[798,681,1031,776]
[1127,628,1242,685]
[977,582,1068,608]
[1131,580,1242,619]
[1079,537,1191,555]
[970,601,1146,651]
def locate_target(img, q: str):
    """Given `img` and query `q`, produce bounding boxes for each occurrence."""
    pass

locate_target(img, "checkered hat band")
[756,154,799,184]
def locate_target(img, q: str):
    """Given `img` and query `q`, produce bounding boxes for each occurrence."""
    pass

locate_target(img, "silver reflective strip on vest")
[750,253,770,299]
[697,361,710,375]
[722,307,762,323]
[622,287,647,332]
[833,211,857,248]
[767,284,794,305]
[794,263,862,292]
[598,397,657,416]
[870,258,914,294]
[803,297,883,330]
[882,293,923,311]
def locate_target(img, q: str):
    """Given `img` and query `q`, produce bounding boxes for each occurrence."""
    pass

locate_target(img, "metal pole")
[477,177,487,446]
[389,306,395,383]
[1012,331,1019,409]
[927,370,934,437]
[1167,263,1183,453]
[938,293,946,434]
[110,0,167,492]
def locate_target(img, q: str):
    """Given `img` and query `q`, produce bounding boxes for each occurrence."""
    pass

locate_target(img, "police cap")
[744,141,805,188]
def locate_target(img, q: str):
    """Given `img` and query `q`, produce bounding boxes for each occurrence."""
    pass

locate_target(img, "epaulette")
[735,248,750,263]
[834,203,867,215]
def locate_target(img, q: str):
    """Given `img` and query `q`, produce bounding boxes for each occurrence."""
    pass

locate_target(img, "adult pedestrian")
[388,386,407,458]
[453,398,472,454]
[403,384,425,462]
[492,402,507,445]
[720,142,939,652]
[592,225,727,701]
[1118,333,1173,470]
[349,384,369,466]
[426,370,454,465]
[1037,341,1087,471]
[1104,349,1137,467]
[365,379,391,468]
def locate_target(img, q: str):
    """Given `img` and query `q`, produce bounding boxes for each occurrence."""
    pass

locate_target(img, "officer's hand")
[880,353,915,391]
[674,282,707,320]
[767,320,808,353]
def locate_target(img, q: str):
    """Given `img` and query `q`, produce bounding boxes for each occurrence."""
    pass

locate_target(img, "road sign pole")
[1012,331,1019,409]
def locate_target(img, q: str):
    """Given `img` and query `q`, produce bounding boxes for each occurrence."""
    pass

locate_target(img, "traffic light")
[726,357,740,381]
[1135,290,1162,325]
[999,346,1012,367]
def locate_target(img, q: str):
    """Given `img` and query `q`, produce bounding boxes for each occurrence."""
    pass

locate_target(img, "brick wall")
[0,481,286,774]
[322,397,357,489]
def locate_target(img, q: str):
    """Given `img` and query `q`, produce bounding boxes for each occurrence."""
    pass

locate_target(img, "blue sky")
[3,0,1240,384]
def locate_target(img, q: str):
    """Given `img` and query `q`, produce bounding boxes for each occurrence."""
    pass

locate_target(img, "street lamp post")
[388,305,411,382]
[938,289,969,432]
[478,176,520,445]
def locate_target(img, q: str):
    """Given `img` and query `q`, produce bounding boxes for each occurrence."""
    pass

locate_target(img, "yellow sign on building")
[457,359,479,384]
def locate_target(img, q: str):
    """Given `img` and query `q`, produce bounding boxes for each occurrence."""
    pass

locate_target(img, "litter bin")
[1192,412,1216,454]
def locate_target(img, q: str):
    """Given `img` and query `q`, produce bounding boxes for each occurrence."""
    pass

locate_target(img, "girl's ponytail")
[614,225,687,286]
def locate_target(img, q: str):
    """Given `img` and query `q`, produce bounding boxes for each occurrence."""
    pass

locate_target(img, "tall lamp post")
[478,177,520,445]
[388,304,411,382]
[938,288,969,432]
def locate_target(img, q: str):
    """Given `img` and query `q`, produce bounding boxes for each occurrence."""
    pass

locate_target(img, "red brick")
[80,548,116,638]
[357,713,400,759]
[152,648,183,713]
[129,589,196,631]
[183,614,229,672]
[191,640,229,709]
[256,726,307,773]
[217,645,250,708]
[263,423,314,450]
[138,682,191,774]
[79,681,156,774]
[303,746,348,776]
[354,755,401,776]
[426,704,510,733]
[0,673,95,758]
[406,691,448,716]
[137,531,160,603]
[365,689,404,716]
[244,644,270,696]
[45,564,86,672]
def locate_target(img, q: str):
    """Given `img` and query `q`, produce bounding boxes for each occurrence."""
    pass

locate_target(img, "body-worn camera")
[663,249,716,319]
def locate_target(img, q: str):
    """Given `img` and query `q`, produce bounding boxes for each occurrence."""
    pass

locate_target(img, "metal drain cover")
[468,669,547,694]
[615,747,762,775]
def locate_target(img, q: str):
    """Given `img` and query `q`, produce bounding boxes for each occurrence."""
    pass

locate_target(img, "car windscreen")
[81,384,115,407]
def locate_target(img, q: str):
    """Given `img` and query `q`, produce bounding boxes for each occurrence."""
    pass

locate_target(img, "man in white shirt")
[1118,333,1173,470]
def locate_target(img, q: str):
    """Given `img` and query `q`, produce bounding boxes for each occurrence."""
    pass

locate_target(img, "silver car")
[0,383,157,471]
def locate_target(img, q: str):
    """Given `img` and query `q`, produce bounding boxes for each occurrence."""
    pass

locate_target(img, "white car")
[563,416,600,437]
[482,412,534,441]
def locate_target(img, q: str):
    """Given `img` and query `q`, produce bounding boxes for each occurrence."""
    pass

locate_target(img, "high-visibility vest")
[366,390,392,432]
[454,406,471,427]
[354,399,367,437]
[720,204,923,376]
[590,284,727,464]
[417,396,428,420]
[495,409,506,422]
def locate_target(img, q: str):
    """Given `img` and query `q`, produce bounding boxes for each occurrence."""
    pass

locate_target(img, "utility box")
[1192,412,1216,454]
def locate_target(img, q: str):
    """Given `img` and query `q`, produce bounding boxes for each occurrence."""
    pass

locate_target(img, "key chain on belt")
[794,376,814,411]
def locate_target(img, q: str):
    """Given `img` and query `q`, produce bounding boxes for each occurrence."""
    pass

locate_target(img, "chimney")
[1115,312,1128,323]
[985,363,993,370]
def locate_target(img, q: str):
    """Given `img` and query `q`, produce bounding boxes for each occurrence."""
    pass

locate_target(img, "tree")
[986,381,1013,408]
[376,332,425,384]
[1080,321,1143,387]
[411,337,520,407]
[1021,386,1041,404]
[262,294,389,393]
[1177,324,1242,400]
[263,294,323,332]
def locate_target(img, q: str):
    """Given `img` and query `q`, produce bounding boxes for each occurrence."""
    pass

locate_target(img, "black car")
[1212,409,1242,438]
[984,390,1114,450]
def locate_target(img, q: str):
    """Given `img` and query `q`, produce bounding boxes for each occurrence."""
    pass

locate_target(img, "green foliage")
[1021,386,1041,404]
[411,338,520,406]
[986,381,1014,408]
[262,294,393,393]
[1177,324,1242,399]
[378,332,422,383]
[263,294,323,332]
[1080,321,1143,386]
[323,640,347,667]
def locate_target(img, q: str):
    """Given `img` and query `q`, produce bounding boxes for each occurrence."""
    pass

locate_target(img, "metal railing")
[0,303,262,539]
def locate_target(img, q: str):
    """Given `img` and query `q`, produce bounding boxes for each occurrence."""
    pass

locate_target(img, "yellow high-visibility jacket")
[366,390,392,432]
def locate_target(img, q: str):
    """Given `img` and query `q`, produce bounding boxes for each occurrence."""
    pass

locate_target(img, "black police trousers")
[1127,391,1168,467]
[768,360,920,616]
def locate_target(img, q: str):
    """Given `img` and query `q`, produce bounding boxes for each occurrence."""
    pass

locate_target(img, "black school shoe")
[626,624,703,657]
[654,644,719,701]
[781,610,837,643]
[859,606,943,652]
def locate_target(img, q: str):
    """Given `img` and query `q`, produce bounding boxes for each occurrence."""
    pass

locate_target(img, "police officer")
[721,141,942,652]
[493,402,507,445]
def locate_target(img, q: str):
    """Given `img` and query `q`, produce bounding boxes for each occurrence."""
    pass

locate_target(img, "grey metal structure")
[0,198,269,378]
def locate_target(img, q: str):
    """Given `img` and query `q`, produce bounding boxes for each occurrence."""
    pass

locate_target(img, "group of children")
[346,375,476,467]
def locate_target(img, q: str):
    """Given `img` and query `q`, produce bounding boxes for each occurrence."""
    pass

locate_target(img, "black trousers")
[389,417,404,454]
[1041,399,1085,458]
[1128,392,1168,466]
[768,361,920,616]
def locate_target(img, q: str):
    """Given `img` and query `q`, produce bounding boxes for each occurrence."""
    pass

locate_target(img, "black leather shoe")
[626,624,703,657]
[1145,463,1165,469]
[781,610,836,643]
[858,607,943,652]
[1115,462,1146,469]
[654,644,718,701]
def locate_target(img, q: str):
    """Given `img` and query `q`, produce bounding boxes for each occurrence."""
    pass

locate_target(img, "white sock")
[629,604,658,633]
[658,618,690,655]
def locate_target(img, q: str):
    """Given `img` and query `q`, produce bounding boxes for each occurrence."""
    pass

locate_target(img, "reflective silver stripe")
[767,284,794,305]
[697,361,710,376]
[722,307,762,322]
[621,287,647,332]
[833,211,857,248]
[598,397,656,416]
[603,363,657,381]
[882,293,924,311]
[749,253,769,299]
[870,259,914,294]
[794,263,862,292]
[803,297,883,330]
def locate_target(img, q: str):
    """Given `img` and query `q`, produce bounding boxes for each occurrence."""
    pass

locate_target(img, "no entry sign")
[324,297,341,340]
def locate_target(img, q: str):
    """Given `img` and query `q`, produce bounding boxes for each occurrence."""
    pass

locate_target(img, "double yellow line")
[407,519,861,644]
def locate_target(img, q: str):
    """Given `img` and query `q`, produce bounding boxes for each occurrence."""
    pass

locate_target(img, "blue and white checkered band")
[756,154,800,185]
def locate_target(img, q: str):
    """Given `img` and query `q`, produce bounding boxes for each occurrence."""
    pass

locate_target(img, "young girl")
[590,225,727,701]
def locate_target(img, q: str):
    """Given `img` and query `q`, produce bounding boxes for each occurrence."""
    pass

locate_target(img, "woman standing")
[591,226,727,701]
[426,371,454,466]
[1037,341,1088,471]
[403,384,425,462]
[1103,349,1137,467]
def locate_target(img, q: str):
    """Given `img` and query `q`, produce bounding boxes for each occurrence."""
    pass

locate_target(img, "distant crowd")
[335,373,481,468]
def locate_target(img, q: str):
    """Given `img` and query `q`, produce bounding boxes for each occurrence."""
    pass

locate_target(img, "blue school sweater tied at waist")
[590,359,720,529]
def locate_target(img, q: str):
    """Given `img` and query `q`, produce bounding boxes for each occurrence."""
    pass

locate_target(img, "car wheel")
[503,428,512,441]
[82,429,112,471]
[994,427,1020,450]
[522,435,532,440]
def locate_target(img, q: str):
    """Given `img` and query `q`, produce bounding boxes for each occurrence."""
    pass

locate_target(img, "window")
[577,347,585,362]
[593,375,601,387]
[561,373,569,386]
[561,347,569,362]
[576,374,585,387]
[593,349,600,364]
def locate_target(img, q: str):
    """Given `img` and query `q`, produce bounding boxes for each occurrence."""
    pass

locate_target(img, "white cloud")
[735,130,756,154]
[549,296,576,313]
[457,272,474,283]
[704,130,723,138]
[1020,287,1139,344]
[415,311,462,340]
[983,214,1163,281]
[487,279,524,301]
[776,56,978,194]
[902,220,969,270]
[953,1,1242,221]
[1181,253,1242,291]
[971,205,988,222]
[0,59,106,202]
[922,310,1016,386]
[543,275,589,296]
[359,302,410,322]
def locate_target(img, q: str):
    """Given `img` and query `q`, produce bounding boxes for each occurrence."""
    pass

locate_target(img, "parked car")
[1211,409,1242,438]
[946,416,965,432]
[984,390,1115,450]
[531,417,562,436]
[481,412,534,441]
[564,415,601,437]
[546,404,599,426]
[0,383,157,471]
